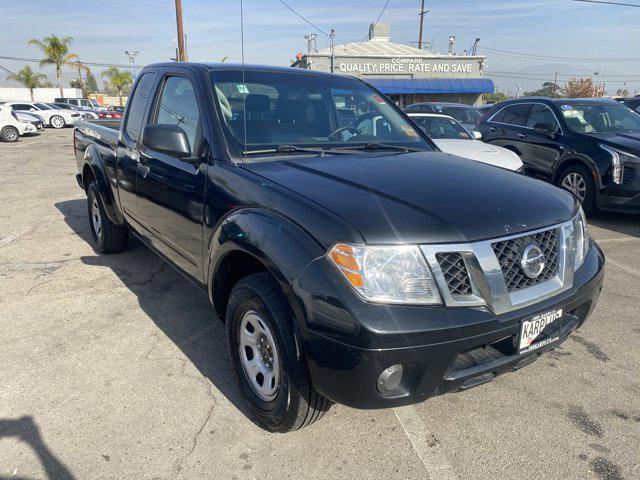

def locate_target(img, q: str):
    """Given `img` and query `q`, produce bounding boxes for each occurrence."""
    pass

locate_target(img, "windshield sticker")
[235,84,250,94]
[401,125,419,137]
[371,95,386,104]
[560,105,574,111]
[561,109,587,124]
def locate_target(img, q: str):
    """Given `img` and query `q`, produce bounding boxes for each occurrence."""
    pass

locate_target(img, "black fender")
[552,154,603,189]
[206,207,330,336]
[82,144,126,226]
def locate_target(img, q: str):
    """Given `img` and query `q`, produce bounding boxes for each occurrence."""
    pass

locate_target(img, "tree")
[101,67,133,106]
[483,92,509,103]
[562,77,603,98]
[28,34,79,98]
[84,71,99,96]
[525,81,560,98]
[616,88,629,98]
[6,66,47,101]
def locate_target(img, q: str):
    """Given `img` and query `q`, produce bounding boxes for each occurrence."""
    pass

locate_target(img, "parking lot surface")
[1,129,639,480]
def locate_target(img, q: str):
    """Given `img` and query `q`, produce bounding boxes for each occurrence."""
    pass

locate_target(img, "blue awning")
[365,78,495,95]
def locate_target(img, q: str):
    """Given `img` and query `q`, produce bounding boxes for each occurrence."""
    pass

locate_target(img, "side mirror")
[472,130,482,140]
[142,124,191,157]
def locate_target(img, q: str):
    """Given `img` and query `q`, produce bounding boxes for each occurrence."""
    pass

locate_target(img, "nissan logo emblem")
[520,244,546,279]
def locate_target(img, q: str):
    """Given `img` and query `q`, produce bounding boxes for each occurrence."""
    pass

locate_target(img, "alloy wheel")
[238,310,280,401]
[51,116,65,128]
[3,128,18,141]
[561,172,587,201]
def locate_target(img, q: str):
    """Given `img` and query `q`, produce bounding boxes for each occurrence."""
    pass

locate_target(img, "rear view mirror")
[142,124,191,157]
[472,131,482,140]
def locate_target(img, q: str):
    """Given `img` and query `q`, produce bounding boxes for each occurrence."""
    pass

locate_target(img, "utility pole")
[125,50,139,78]
[418,0,429,49]
[174,0,187,61]
[329,29,336,73]
[553,72,558,97]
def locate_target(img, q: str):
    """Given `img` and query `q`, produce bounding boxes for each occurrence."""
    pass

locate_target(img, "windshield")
[439,106,482,124]
[410,115,471,140]
[559,102,640,134]
[210,70,431,157]
[35,103,53,110]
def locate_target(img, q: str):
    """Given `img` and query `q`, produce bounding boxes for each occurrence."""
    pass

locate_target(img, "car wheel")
[226,272,331,432]
[559,164,596,214]
[1,126,19,142]
[50,115,65,129]
[87,181,129,253]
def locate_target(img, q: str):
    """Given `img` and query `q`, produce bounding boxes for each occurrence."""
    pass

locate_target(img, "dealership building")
[291,24,493,108]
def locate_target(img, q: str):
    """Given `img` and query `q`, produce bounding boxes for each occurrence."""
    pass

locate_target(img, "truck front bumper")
[295,243,604,409]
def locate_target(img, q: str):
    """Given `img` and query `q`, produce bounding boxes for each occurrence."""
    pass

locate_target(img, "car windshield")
[439,106,482,123]
[410,115,472,140]
[210,69,431,158]
[559,102,640,134]
[35,103,53,110]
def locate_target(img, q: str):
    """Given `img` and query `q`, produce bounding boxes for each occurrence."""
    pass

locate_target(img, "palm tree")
[28,34,78,98]
[101,67,133,106]
[6,66,47,101]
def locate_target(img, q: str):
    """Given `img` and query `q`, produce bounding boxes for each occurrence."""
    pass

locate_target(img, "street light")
[448,35,456,55]
[125,50,140,78]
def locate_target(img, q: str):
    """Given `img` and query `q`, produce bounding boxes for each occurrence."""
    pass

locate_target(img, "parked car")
[54,97,103,111]
[3,101,81,128]
[408,112,523,171]
[49,102,99,120]
[107,106,125,113]
[97,109,123,119]
[73,63,604,432]
[12,110,45,132]
[478,104,495,114]
[477,97,640,214]
[405,102,483,132]
[0,104,37,141]
[622,96,640,113]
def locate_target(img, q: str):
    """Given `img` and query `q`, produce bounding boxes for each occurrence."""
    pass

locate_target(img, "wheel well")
[82,164,95,192]
[553,158,595,184]
[212,251,268,320]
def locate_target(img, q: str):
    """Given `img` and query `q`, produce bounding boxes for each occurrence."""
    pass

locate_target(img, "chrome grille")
[492,229,559,292]
[435,253,472,295]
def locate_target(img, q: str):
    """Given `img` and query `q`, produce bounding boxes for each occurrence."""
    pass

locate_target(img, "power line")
[489,70,640,78]
[0,54,132,69]
[351,0,391,48]
[571,0,640,6]
[278,0,330,37]
[479,46,640,62]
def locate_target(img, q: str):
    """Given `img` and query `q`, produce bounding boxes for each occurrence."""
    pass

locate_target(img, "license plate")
[518,309,563,354]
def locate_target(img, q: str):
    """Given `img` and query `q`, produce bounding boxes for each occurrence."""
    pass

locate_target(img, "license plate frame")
[518,308,563,355]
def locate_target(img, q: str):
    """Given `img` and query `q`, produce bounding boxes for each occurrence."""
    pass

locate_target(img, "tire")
[50,115,65,129]
[226,272,331,432]
[557,164,597,215]
[1,126,19,142]
[87,181,128,253]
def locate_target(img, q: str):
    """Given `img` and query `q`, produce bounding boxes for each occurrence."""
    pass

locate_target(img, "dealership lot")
[1,130,639,479]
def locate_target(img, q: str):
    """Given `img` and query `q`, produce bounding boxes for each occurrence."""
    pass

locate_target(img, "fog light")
[376,364,403,393]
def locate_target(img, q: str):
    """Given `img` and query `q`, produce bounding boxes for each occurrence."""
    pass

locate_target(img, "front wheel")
[50,115,65,129]
[226,272,330,432]
[558,164,596,214]
[87,182,129,253]
[1,126,19,142]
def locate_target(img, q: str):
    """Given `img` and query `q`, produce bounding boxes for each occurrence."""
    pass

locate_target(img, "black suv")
[623,96,640,113]
[478,97,640,214]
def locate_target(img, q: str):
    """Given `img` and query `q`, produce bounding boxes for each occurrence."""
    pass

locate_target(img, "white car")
[0,104,37,141]
[408,112,524,171]
[3,101,81,129]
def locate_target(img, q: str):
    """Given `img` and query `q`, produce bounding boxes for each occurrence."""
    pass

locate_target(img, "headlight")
[601,144,639,184]
[328,244,441,304]
[573,206,589,269]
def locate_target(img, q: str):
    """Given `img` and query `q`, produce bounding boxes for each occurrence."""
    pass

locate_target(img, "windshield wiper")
[333,142,424,153]
[242,145,350,157]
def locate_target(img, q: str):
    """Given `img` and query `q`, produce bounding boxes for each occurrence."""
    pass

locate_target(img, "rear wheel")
[50,115,65,129]
[558,164,596,214]
[226,272,330,432]
[87,181,128,253]
[1,126,19,142]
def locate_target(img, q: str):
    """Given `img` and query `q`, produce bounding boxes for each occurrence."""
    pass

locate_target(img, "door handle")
[516,133,527,138]
[489,127,497,132]
[136,163,150,178]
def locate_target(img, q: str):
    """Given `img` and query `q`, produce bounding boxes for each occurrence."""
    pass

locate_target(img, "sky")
[2,0,640,95]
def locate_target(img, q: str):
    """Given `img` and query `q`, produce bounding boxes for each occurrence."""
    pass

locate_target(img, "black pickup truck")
[73,63,604,432]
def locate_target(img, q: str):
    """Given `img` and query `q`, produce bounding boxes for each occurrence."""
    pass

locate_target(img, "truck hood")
[432,139,523,171]
[242,152,576,244]
[589,132,640,155]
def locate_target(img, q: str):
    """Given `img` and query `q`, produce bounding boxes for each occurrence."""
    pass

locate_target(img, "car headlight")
[573,206,589,269]
[328,244,441,304]
[601,144,639,184]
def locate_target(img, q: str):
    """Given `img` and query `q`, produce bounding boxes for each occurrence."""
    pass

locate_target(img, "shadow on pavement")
[54,199,252,423]
[588,210,640,238]
[0,416,75,480]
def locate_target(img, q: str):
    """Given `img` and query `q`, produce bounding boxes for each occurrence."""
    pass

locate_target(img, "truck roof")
[141,62,340,78]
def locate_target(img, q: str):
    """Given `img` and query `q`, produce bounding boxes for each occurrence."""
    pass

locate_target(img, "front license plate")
[518,309,563,354]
